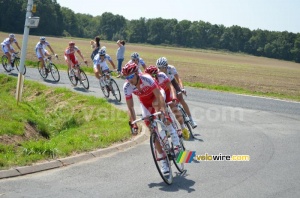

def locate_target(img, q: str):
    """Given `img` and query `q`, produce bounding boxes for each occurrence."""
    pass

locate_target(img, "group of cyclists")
[1,33,197,174]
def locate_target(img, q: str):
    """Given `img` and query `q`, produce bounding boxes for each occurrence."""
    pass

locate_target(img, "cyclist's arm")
[126,98,136,122]
[166,81,177,101]
[77,51,87,63]
[174,73,184,90]
[153,88,166,113]
[108,60,117,70]
[15,42,21,51]
[47,45,55,55]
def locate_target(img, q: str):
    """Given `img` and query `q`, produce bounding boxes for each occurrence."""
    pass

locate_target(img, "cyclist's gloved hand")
[84,60,88,65]
[181,89,187,95]
[172,98,179,104]
[54,54,58,58]
[129,121,138,134]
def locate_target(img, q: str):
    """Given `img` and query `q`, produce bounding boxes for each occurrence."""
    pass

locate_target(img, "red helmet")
[69,41,75,46]
[145,65,159,75]
[122,62,138,76]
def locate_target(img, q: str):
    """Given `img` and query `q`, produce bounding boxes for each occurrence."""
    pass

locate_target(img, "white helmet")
[156,57,168,68]
[9,34,15,39]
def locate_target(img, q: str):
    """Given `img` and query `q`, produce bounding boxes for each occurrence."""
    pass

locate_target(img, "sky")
[56,0,300,33]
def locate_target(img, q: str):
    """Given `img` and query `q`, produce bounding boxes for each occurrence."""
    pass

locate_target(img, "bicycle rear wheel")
[50,63,60,82]
[99,80,109,98]
[15,58,26,75]
[1,55,10,72]
[67,68,78,86]
[150,132,173,185]
[79,69,89,89]
[37,61,48,79]
[178,105,195,139]
[109,79,121,102]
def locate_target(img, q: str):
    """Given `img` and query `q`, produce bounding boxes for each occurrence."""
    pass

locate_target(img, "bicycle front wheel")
[50,63,60,82]
[14,58,26,75]
[150,132,173,185]
[173,137,186,173]
[67,68,78,86]
[1,55,10,72]
[178,105,195,139]
[110,79,121,102]
[79,69,89,89]
[37,61,48,79]
[99,80,109,98]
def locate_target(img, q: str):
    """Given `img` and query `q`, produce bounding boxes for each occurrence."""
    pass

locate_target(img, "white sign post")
[16,0,39,104]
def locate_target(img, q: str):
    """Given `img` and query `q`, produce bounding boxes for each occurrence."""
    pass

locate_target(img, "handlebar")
[132,111,162,125]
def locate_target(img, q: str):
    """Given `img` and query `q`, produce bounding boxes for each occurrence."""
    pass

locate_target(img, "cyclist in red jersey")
[64,41,88,76]
[145,65,190,140]
[122,62,177,174]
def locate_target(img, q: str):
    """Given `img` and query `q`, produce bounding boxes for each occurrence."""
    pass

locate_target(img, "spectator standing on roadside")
[116,40,125,78]
[90,36,100,60]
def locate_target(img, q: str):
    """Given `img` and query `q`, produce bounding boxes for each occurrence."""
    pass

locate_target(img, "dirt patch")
[0,122,44,146]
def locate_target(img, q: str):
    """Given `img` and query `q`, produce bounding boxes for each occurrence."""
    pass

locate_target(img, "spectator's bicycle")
[177,92,195,139]
[99,71,121,102]
[132,111,186,185]
[67,63,89,89]
[37,55,60,82]
[1,52,26,75]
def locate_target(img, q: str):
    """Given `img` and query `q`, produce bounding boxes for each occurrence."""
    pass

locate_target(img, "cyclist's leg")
[93,64,101,80]
[2,45,12,68]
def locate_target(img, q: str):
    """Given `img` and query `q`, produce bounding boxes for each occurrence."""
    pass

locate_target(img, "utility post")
[16,0,39,104]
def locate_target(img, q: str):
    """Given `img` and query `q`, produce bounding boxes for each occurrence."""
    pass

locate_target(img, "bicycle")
[67,63,90,90]
[132,111,186,185]
[1,52,26,75]
[37,55,60,82]
[99,71,121,102]
[177,92,195,139]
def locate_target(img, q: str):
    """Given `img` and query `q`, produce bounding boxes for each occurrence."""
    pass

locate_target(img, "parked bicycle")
[1,52,26,75]
[132,111,186,185]
[67,63,90,89]
[37,55,60,82]
[99,70,121,102]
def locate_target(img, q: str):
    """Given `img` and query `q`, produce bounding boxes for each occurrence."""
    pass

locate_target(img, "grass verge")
[0,74,130,170]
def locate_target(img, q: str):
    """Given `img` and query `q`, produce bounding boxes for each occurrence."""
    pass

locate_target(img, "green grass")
[0,74,130,169]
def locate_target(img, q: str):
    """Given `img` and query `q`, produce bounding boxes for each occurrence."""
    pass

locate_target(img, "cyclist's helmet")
[99,48,106,56]
[145,65,159,76]
[69,41,75,46]
[156,57,168,68]
[9,34,15,39]
[131,52,139,60]
[40,37,46,41]
[122,62,138,76]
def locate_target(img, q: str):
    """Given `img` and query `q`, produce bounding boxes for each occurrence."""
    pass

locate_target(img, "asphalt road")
[1,66,300,198]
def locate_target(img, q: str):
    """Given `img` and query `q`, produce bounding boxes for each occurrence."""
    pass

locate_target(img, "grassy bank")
[0,74,130,170]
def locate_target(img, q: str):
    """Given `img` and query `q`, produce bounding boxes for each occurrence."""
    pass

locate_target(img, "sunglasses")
[126,73,135,80]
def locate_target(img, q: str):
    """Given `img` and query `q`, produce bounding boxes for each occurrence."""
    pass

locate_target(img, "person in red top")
[122,62,177,174]
[145,65,190,140]
[64,41,88,75]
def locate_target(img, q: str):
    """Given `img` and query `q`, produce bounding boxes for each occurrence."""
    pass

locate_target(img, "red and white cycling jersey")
[123,73,159,104]
[64,46,80,64]
[154,72,175,102]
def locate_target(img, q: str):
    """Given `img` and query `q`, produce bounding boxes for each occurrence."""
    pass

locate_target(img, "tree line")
[1,0,299,62]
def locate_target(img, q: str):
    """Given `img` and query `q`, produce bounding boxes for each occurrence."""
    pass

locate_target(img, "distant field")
[1,32,300,101]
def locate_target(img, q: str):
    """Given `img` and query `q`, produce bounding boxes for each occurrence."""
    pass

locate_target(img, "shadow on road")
[148,172,196,193]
